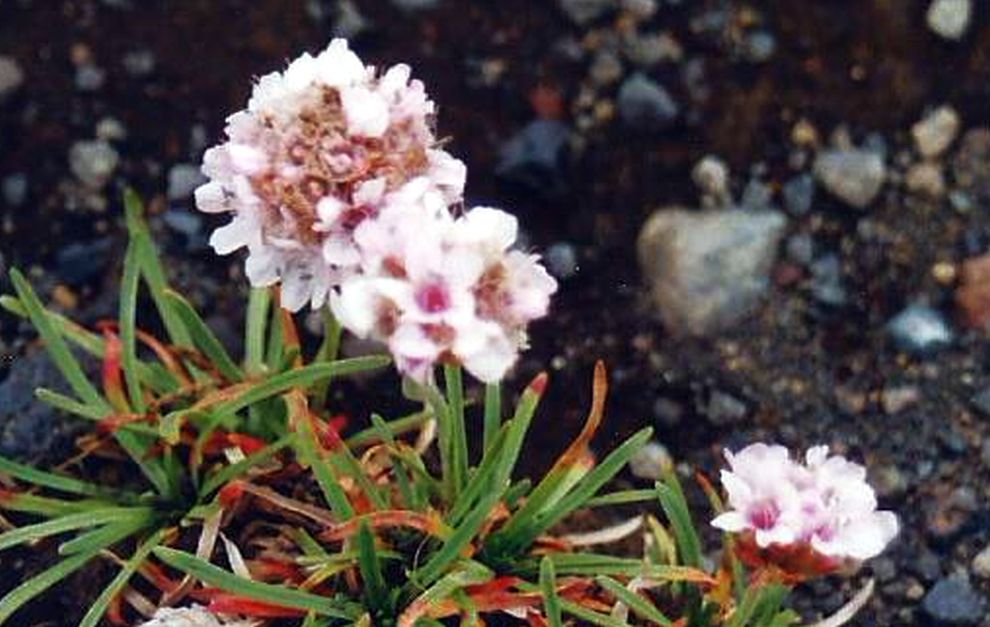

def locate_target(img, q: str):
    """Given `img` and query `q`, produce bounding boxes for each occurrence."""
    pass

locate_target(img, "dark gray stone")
[0,351,77,460]
[922,576,985,625]
[496,120,570,198]
[782,174,815,216]
[56,237,114,286]
[617,74,679,130]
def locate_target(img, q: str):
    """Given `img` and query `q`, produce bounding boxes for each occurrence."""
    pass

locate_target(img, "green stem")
[310,306,343,409]
[444,365,468,498]
[483,382,501,454]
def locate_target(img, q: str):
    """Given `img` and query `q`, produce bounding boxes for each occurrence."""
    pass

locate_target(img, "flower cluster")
[196,39,556,382]
[195,38,466,311]
[711,443,898,572]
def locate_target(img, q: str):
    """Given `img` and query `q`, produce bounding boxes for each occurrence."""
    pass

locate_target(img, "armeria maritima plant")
[0,40,895,627]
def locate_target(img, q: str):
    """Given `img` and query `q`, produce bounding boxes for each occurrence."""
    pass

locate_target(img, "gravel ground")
[2,1,990,624]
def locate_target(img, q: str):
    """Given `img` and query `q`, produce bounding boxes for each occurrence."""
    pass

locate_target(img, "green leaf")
[0,455,121,499]
[58,511,152,555]
[448,426,508,525]
[656,471,703,569]
[597,576,672,626]
[123,189,192,349]
[585,489,658,508]
[288,395,355,520]
[164,289,243,382]
[310,306,343,408]
[245,287,271,375]
[78,527,168,627]
[539,556,563,627]
[537,553,706,582]
[1,297,175,394]
[0,545,99,625]
[558,599,628,627]
[8,269,108,412]
[0,508,145,553]
[444,365,468,496]
[119,239,147,412]
[154,547,358,619]
[345,411,427,449]
[356,522,388,614]
[502,427,653,553]
[483,382,501,454]
[728,584,790,627]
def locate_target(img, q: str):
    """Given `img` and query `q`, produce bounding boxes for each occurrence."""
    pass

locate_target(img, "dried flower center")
[749,501,780,531]
[416,281,452,313]
[250,87,433,247]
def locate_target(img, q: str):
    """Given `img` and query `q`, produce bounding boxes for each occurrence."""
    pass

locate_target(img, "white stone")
[629,441,673,480]
[0,56,24,97]
[813,148,887,209]
[927,0,972,40]
[912,105,961,158]
[692,155,731,207]
[973,544,990,579]
[905,162,946,198]
[69,140,119,190]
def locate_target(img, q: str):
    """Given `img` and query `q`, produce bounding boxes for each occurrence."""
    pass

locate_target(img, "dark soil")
[2,0,990,625]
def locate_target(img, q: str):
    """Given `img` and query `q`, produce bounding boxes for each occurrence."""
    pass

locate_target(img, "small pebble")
[782,174,815,216]
[906,162,946,198]
[813,148,886,209]
[68,140,119,190]
[589,51,624,86]
[628,441,673,480]
[886,304,953,356]
[0,55,24,97]
[691,155,730,207]
[122,49,156,77]
[167,163,206,200]
[544,242,579,279]
[96,117,127,141]
[616,74,679,130]
[927,0,972,41]
[972,545,990,579]
[560,0,615,24]
[922,576,985,625]
[705,390,748,426]
[743,30,776,63]
[75,63,106,91]
[496,120,571,199]
[913,105,961,158]
[2,174,28,207]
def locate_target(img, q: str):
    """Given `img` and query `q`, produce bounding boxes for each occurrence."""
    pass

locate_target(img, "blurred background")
[1,0,990,624]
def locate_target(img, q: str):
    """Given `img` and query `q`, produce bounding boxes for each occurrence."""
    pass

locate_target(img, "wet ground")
[2,0,990,624]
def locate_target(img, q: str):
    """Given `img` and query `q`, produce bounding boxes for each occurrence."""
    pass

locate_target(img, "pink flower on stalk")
[195,39,466,311]
[331,206,557,383]
[712,443,898,569]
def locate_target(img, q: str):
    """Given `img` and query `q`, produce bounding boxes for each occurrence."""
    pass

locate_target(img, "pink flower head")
[195,39,466,311]
[712,443,898,573]
[331,206,557,383]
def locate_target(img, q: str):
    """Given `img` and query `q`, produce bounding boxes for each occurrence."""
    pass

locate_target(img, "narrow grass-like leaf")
[558,599,629,627]
[286,391,355,520]
[539,556,563,627]
[0,545,99,625]
[728,584,789,627]
[1,297,174,393]
[123,189,192,348]
[0,456,119,499]
[58,512,153,555]
[0,493,98,517]
[444,365,468,496]
[310,307,342,408]
[656,471,702,569]
[415,485,504,587]
[164,289,243,382]
[119,240,147,412]
[483,382,501,454]
[515,427,652,549]
[0,508,144,552]
[535,553,711,583]
[597,576,673,626]
[346,411,427,449]
[9,269,108,412]
[356,522,388,613]
[245,287,271,375]
[448,426,508,525]
[34,388,158,436]
[585,489,658,508]
[154,547,358,618]
[78,527,168,627]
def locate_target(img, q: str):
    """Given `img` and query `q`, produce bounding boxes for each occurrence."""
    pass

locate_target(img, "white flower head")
[712,443,898,567]
[332,205,557,383]
[138,605,255,627]
[195,38,466,311]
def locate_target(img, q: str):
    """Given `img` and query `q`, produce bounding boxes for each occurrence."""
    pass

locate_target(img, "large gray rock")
[813,148,886,209]
[637,207,787,336]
